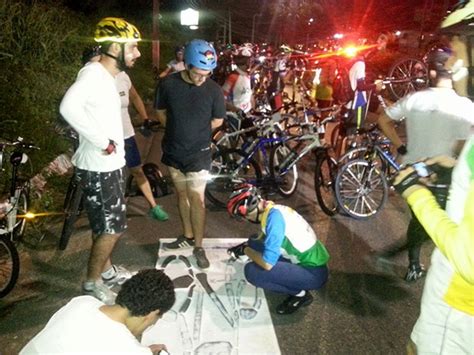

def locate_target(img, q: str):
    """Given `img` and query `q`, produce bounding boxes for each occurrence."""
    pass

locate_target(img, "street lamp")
[181,8,199,29]
[251,14,261,43]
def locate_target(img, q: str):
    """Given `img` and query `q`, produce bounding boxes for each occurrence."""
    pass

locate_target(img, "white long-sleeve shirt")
[60,62,125,172]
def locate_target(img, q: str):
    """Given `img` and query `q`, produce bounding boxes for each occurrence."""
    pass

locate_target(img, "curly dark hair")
[116,269,175,317]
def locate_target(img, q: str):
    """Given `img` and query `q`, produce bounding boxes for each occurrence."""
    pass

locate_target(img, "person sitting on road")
[158,46,185,79]
[20,269,176,355]
[222,45,254,113]
[226,184,330,315]
[377,46,474,282]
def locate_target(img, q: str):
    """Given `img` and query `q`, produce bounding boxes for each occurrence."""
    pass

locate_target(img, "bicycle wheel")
[13,187,29,239]
[205,149,262,209]
[0,235,20,298]
[314,149,338,216]
[269,143,299,197]
[387,57,428,101]
[59,179,83,250]
[335,159,388,219]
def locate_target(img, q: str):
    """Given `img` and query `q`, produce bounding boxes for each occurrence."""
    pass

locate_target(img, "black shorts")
[75,168,127,236]
[162,148,212,174]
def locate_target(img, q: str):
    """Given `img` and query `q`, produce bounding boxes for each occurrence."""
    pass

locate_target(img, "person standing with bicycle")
[60,18,142,304]
[377,47,474,282]
[154,39,225,269]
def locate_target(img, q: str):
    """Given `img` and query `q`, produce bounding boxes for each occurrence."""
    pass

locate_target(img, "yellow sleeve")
[407,182,474,284]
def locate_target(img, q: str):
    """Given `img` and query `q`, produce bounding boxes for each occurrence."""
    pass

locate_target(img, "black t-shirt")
[155,72,226,159]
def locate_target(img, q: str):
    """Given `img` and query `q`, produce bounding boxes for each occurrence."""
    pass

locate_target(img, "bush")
[0,0,93,174]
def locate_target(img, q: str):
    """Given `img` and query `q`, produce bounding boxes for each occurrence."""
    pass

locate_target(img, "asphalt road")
[0,128,431,354]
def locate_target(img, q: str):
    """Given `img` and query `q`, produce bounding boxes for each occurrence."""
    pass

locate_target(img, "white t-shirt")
[60,62,125,172]
[348,60,367,109]
[222,67,252,113]
[116,71,135,139]
[385,87,474,164]
[20,296,151,355]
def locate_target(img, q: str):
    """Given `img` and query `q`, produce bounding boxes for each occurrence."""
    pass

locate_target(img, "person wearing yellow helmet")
[94,17,142,71]
[59,17,142,305]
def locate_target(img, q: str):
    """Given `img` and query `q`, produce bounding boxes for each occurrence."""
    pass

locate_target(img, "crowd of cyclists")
[14,0,474,353]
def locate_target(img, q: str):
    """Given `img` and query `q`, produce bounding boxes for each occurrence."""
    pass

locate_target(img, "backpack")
[126,163,170,198]
[332,67,354,105]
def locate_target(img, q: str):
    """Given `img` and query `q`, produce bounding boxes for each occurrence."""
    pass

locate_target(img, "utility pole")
[152,0,160,72]
[228,9,232,44]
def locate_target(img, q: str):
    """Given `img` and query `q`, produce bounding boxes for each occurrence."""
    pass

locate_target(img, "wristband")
[393,170,420,195]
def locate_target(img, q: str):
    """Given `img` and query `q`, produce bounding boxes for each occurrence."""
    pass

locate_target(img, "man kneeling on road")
[20,269,175,354]
[226,184,330,314]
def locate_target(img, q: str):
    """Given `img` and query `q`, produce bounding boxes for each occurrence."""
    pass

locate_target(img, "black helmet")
[426,47,453,74]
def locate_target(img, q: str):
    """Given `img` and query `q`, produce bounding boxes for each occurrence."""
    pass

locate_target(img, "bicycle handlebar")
[0,137,40,150]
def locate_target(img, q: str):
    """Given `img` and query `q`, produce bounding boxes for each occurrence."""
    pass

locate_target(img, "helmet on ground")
[440,0,474,33]
[94,17,141,43]
[227,184,261,219]
[184,39,217,70]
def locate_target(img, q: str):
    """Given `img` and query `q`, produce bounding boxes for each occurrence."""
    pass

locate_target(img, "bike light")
[24,212,36,219]
[342,46,358,58]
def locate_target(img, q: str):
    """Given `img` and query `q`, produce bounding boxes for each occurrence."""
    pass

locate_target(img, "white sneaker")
[102,265,134,288]
[83,281,117,305]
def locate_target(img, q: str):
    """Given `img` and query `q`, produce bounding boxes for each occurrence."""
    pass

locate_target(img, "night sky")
[159,0,458,43]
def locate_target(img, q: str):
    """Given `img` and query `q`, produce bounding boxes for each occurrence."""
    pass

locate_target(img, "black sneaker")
[276,291,313,315]
[164,235,195,250]
[404,263,426,282]
[193,247,210,269]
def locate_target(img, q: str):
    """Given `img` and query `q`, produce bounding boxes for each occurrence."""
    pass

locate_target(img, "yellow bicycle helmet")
[94,17,141,43]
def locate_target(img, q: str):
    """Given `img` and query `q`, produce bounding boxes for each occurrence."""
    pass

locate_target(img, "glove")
[139,119,153,138]
[426,159,454,186]
[392,166,422,197]
[396,144,407,156]
[104,139,117,155]
[227,242,248,259]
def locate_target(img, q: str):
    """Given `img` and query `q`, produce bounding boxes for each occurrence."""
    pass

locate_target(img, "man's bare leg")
[86,233,120,282]
[130,166,156,208]
[169,166,193,238]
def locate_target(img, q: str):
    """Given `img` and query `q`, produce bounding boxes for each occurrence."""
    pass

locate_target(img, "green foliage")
[0,0,94,173]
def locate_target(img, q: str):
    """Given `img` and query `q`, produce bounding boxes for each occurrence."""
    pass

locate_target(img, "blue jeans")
[244,238,328,296]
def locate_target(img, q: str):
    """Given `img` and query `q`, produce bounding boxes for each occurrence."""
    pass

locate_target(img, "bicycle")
[0,137,39,297]
[334,127,400,219]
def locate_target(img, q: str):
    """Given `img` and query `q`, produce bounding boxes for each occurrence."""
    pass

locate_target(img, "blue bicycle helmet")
[184,39,217,70]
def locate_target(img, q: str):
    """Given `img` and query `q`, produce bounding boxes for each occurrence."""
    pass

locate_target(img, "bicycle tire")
[387,57,428,101]
[335,159,388,219]
[269,143,299,197]
[59,181,83,250]
[13,187,29,240]
[314,149,338,216]
[205,148,262,209]
[0,235,20,298]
